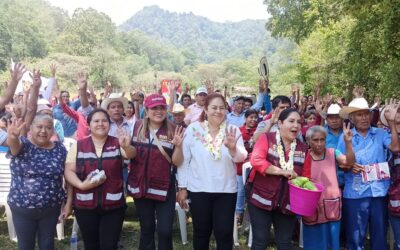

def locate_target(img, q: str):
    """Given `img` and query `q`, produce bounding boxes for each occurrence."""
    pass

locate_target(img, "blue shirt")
[324,126,343,149]
[226,112,245,127]
[325,126,344,186]
[7,137,67,208]
[263,93,272,114]
[53,100,80,137]
[337,127,392,199]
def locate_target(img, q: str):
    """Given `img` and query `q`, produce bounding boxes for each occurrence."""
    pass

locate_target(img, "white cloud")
[46,0,269,25]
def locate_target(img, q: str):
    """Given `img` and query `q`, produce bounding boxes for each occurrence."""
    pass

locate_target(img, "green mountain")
[120,5,290,63]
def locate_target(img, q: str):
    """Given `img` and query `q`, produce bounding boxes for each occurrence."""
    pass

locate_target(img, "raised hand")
[117,128,130,148]
[77,72,88,90]
[314,99,324,114]
[171,126,185,147]
[224,126,240,150]
[10,63,27,83]
[29,69,42,88]
[50,63,57,78]
[384,100,400,123]
[7,117,25,138]
[343,122,353,143]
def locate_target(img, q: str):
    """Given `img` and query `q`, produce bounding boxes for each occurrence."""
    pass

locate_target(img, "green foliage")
[265,0,400,99]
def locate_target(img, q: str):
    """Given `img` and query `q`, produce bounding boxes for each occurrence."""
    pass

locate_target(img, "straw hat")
[101,93,129,110]
[339,98,371,119]
[171,103,185,114]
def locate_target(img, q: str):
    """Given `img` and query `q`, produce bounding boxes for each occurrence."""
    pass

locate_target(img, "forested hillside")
[0,0,297,96]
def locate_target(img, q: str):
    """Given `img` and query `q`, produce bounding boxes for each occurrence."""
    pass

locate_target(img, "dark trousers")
[343,197,388,250]
[248,202,297,250]
[134,187,176,250]
[10,205,61,250]
[189,192,237,250]
[74,206,126,250]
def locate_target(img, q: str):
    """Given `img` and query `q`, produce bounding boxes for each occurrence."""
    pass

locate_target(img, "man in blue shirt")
[53,91,80,137]
[337,98,400,250]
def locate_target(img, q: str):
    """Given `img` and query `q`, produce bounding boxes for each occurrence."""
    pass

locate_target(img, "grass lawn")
[0,200,300,250]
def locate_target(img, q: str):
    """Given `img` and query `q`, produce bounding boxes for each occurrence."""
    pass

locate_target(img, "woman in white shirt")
[177,93,247,250]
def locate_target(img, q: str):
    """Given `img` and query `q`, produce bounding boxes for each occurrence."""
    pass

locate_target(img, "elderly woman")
[177,93,247,250]
[247,108,308,249]
[7,114,67,250]
[64,109,136,250]
[301,125,355,250]
[337,98,400,250]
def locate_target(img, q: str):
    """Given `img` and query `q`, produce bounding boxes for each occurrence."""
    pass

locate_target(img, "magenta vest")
[302,148,342,225]
[388,147,400,216]
[248,132,307,214]
[127,121,175,201]
[74,136,125,210]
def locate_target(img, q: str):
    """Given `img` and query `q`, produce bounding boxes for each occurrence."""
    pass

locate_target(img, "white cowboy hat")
[339,98,371,119]
[326,104,341,115]
[101,93,129,110]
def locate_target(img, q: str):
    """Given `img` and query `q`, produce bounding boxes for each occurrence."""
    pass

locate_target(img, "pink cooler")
[288,181,324,216]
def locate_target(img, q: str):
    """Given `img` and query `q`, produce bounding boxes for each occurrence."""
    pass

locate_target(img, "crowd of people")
[0,62,399,250]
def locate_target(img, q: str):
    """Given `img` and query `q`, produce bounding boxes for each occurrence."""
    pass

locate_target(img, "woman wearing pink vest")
[248,108,307,249]
[301,125,355,250]
[64,109,136,249]
[127,94,184,250]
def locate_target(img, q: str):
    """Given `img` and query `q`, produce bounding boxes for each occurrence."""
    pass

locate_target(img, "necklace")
[276,130,297,171]
[203,120,226,160]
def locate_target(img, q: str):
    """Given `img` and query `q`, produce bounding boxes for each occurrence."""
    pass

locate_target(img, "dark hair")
[272,95,291,109]
[127,101,135,114]
[304,109,317,119]
[245,109,258,118]
[199,93,226,122]
[235,96,246,102]
[182,94,191,100]
[87,108,111,125]
[278,108,300,122]
[244,97,253,106]
[60,90,69,96]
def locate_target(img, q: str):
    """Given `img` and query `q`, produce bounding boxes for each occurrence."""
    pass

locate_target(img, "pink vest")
[388,148,400,216]
[248,132,307,215]
[303,148,342,225]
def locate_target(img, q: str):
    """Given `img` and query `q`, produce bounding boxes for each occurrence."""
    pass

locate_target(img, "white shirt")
[177,121,247,193]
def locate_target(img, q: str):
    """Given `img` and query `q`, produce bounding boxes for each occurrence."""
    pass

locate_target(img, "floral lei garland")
[276,130,297,171]
[202,120,226,160]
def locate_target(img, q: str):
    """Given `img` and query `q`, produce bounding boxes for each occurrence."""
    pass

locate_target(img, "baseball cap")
[195,87,208,95]
[144,94,167,108]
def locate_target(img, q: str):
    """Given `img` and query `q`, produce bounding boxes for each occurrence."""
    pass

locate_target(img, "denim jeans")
[11,205,61,250]
[343,197,388,250]
[390,215,400,250]
[235,175,245,214]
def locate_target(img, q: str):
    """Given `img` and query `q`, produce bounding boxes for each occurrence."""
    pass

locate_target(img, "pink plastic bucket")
[288,181,324,216]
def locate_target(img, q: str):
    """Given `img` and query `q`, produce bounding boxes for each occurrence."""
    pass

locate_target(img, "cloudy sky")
[47,0,269,25]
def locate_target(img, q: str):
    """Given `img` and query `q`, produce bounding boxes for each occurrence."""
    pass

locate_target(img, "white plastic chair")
[0,152,17,241]
[175,202,188,245]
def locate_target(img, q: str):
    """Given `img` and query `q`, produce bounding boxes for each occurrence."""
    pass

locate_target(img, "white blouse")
[177,121,247,193]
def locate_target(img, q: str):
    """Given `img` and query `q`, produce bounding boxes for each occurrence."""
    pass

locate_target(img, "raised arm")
[0,63,26,110]
[385,103,400,152]
[77,72,90,109]
[22,70,42,135]
[337,123,355,167]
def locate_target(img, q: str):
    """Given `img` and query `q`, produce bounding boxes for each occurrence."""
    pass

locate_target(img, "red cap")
[144,94,167,108]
